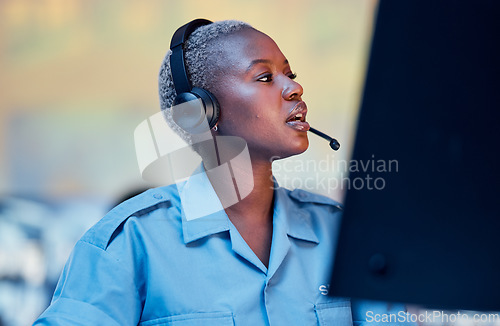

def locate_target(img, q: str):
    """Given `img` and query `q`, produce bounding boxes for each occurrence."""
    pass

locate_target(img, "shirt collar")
[274,185,320,244]
[179,166,319,245]
[179,164,230,244]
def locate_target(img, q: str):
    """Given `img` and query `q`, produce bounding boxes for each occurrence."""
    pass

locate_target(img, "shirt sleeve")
[33,240,142,326]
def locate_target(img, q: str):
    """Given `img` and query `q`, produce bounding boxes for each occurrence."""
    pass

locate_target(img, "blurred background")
[0,0,376,324]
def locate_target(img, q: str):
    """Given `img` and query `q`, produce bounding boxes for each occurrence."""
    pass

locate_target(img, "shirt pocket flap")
[315,301,353,326]
[140,312,234,326]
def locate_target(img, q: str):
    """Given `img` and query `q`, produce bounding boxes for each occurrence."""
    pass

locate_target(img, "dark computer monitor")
[330,0,500,311]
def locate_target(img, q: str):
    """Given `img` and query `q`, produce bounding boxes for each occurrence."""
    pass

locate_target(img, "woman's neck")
[222,158,275,268]
[200,136,276,223]
[203,146,276,267]
[224,159,275,223]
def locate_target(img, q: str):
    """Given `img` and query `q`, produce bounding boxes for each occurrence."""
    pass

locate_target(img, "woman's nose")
[281,78,304,100]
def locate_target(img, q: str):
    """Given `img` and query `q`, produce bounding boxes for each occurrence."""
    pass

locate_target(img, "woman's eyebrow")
[246,59,289,73]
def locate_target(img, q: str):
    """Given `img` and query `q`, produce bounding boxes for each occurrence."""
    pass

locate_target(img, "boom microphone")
[309,127,340,151]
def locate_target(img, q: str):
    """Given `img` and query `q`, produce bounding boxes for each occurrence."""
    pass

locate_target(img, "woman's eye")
[288,72,297,80]
[257,74,273,82]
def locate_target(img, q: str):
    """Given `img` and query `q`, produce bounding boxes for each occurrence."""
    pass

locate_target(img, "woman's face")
[212,28,309,162]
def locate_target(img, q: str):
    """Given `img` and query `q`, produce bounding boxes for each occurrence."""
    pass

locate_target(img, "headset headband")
[169,19,213,94]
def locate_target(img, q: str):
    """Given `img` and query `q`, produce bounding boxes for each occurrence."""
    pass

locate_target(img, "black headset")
[169,18,220,134]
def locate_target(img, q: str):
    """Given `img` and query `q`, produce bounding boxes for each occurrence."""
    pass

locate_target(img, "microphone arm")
[308,127,340,151]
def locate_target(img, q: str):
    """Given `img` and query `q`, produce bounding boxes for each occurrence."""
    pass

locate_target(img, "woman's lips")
[286,101,310,131]
[286,120,310,131]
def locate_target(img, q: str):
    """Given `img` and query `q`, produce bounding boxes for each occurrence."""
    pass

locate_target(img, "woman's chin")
[277,138,310,159]
[294,139,309,155]
[293,134,309,153]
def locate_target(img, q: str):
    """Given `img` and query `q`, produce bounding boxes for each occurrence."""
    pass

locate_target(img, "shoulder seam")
[288,188,343,210]
[80,189,174,250]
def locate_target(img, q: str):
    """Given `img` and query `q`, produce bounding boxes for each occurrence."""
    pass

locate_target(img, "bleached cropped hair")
[158,20,253,144]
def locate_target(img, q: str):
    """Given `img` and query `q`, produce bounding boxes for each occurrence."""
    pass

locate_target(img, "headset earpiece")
[172,87,220,133]
[169,19,220,134]
[190,87,220,129]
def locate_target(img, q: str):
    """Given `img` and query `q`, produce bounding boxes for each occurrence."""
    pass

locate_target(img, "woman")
[35,19,403,326]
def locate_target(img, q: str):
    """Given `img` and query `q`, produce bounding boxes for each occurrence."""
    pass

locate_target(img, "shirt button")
[153,193,163,200]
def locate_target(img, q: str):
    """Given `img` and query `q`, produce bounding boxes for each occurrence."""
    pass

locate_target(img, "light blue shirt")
[34,168,407,325]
